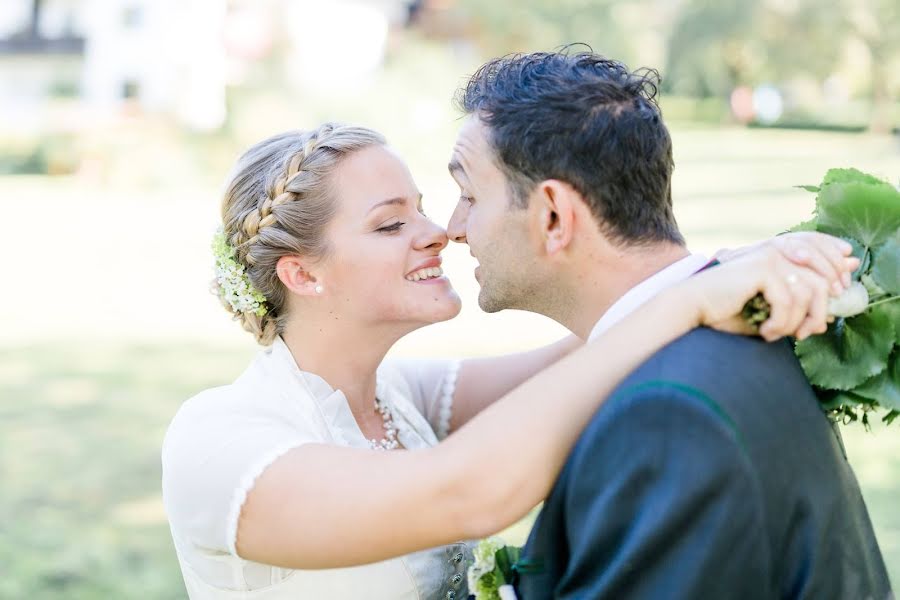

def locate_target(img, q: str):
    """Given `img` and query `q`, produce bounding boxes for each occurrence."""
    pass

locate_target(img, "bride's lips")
[405,256,449,285]
[406,256,442,277]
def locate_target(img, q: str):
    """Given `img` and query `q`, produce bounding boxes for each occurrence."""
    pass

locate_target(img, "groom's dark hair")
[455,45,684,247]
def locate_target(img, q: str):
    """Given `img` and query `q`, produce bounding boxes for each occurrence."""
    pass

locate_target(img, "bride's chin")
[424,296,463,324]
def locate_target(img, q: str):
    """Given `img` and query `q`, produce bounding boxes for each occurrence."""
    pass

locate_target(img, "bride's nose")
[413,218,449,252]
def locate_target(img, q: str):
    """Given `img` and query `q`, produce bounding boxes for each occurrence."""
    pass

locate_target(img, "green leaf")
[821,168,886,187]
[861,274,887,298]
[815,180,900,247]
[842,236,869,279]
[795,185,820,193]
[789,218,818,233]
[817,388,876,411]
[854,351,900,411]
[795,311,895,390]
[870,299,900,344]
[871,237,900,295]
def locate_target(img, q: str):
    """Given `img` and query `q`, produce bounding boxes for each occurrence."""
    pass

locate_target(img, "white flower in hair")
[212,227,268,317]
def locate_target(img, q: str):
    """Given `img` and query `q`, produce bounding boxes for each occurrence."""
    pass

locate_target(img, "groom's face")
[447,117,539,313]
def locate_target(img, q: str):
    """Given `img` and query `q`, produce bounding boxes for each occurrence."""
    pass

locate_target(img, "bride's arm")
[236,246,853,570]
[446,231,851,433]
[447,334,582,431]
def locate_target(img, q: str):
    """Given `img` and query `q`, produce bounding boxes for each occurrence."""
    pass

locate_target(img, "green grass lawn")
[1,341,898,598]
[2,125,899,597]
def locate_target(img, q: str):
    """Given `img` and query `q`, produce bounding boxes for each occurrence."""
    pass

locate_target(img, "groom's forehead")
[450,119,492,174]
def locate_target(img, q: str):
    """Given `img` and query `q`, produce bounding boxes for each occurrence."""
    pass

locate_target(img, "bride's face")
[315,144,462,328]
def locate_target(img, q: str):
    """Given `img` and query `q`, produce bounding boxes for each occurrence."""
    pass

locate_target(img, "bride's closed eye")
[377,221,405,234]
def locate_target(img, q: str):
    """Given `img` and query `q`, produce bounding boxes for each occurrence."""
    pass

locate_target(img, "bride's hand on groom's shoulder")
[682,242,859,343]
[715,231,855,297]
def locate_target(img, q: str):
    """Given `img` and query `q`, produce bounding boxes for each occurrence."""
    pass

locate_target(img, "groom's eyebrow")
[448,159,465,175]
[448,159,470,188]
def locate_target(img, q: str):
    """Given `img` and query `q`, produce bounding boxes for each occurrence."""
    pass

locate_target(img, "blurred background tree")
[1,1,898,597]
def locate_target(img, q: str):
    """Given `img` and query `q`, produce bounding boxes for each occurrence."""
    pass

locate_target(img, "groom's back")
[519,328,891,599]
[638,328,888,596]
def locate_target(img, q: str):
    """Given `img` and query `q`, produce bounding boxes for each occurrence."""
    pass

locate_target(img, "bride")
[162,123,854,599]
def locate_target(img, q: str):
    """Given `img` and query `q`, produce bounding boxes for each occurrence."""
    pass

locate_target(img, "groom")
[446,50,891,598]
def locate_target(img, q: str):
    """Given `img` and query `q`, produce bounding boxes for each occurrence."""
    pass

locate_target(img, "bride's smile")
[313,143,462,329]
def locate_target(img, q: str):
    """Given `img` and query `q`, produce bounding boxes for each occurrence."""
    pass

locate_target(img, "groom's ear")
[534,179,579,256]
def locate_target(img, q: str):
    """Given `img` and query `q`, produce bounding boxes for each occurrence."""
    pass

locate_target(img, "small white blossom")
[212,227,268,317]
[828,281,869,318]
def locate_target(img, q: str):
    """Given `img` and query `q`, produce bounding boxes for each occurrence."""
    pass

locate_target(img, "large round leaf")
[795,310,894,390]
[815,181,900,247]
[871,236,900,295]
[821,168,885,187]
[842,236,869,279]
[871,300,900,344]
[854,351,900,411]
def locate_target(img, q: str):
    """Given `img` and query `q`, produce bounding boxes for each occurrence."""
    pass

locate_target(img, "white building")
[0,0,228,132]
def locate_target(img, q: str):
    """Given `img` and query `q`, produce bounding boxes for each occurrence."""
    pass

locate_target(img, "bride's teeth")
[407,266,443,281]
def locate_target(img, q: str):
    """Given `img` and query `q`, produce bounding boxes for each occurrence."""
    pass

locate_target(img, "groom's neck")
[564,242,690,340]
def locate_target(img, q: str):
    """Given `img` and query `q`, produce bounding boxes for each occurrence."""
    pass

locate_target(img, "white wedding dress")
[162,337,472,599]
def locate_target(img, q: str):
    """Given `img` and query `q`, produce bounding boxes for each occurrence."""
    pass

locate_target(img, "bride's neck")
[279,317,402,416]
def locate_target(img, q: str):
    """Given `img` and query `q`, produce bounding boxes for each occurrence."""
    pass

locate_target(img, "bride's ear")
[276,255,321,296]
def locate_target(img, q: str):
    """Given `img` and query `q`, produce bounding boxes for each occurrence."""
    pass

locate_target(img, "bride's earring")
[315,285,324,294]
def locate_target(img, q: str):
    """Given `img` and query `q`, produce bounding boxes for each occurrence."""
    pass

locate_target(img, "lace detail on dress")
[436,360,461,440]
[225,441,305,557]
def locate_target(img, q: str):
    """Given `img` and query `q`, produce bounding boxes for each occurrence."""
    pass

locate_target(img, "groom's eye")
[460,194,474,205]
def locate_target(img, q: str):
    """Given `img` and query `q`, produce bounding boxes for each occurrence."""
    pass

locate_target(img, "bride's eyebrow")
[367,193,423,214]
[368,197,406,214]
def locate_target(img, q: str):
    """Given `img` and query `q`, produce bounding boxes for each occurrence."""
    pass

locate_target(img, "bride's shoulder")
[162,384,241,453]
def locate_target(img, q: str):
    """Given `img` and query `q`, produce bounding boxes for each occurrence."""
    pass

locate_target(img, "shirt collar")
[587,253,709,342]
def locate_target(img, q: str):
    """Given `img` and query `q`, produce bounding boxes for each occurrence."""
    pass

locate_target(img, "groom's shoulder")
[618,327,809,400]
[593,327,824,446]
[639,326,798,376]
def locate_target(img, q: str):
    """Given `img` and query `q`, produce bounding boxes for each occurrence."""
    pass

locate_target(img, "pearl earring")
[315,285,324,294]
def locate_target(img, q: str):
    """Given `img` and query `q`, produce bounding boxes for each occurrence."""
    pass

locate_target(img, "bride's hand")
[679,246,860,342]
[715,231,855,297]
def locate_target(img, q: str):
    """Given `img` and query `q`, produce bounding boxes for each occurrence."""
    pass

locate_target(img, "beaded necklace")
[368,397,400,450]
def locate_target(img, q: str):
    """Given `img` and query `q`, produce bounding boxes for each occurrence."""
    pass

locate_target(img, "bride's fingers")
[781,271,814,338]
[793,270,830,340]
[784,241,842,294]
[758,275,793,342]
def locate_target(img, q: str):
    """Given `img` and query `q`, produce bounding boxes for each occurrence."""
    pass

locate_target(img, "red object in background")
[730,86,754,124]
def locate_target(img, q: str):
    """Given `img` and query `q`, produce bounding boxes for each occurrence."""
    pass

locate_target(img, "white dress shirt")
[588,254,710,342]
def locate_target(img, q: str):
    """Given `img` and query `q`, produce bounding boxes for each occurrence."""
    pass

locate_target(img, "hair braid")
[240,124,338,253]
[216,123,385,345]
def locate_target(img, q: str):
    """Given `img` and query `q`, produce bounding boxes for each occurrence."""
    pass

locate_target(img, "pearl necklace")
[369,397,400,450]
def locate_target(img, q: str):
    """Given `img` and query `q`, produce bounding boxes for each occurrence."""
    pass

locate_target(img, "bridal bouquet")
[468,537,521,600]
[743,168,900,427]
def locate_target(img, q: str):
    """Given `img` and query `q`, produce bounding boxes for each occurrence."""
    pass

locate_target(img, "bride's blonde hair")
[217,123,386,345]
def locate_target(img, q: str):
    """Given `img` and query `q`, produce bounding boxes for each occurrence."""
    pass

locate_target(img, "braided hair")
[218,123,386,344]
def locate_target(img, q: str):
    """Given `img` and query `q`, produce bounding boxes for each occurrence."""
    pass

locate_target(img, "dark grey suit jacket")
[516,328,891,599]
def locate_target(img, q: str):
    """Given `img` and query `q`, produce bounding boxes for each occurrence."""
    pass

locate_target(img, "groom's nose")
[446,200,468,244]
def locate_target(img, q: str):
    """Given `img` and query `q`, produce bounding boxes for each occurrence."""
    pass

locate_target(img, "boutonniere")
[467,537,521,600]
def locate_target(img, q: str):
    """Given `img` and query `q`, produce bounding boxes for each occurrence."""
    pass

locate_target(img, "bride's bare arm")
[236,246,854,570]
[446,231,851,434]
[448,334,582,432]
